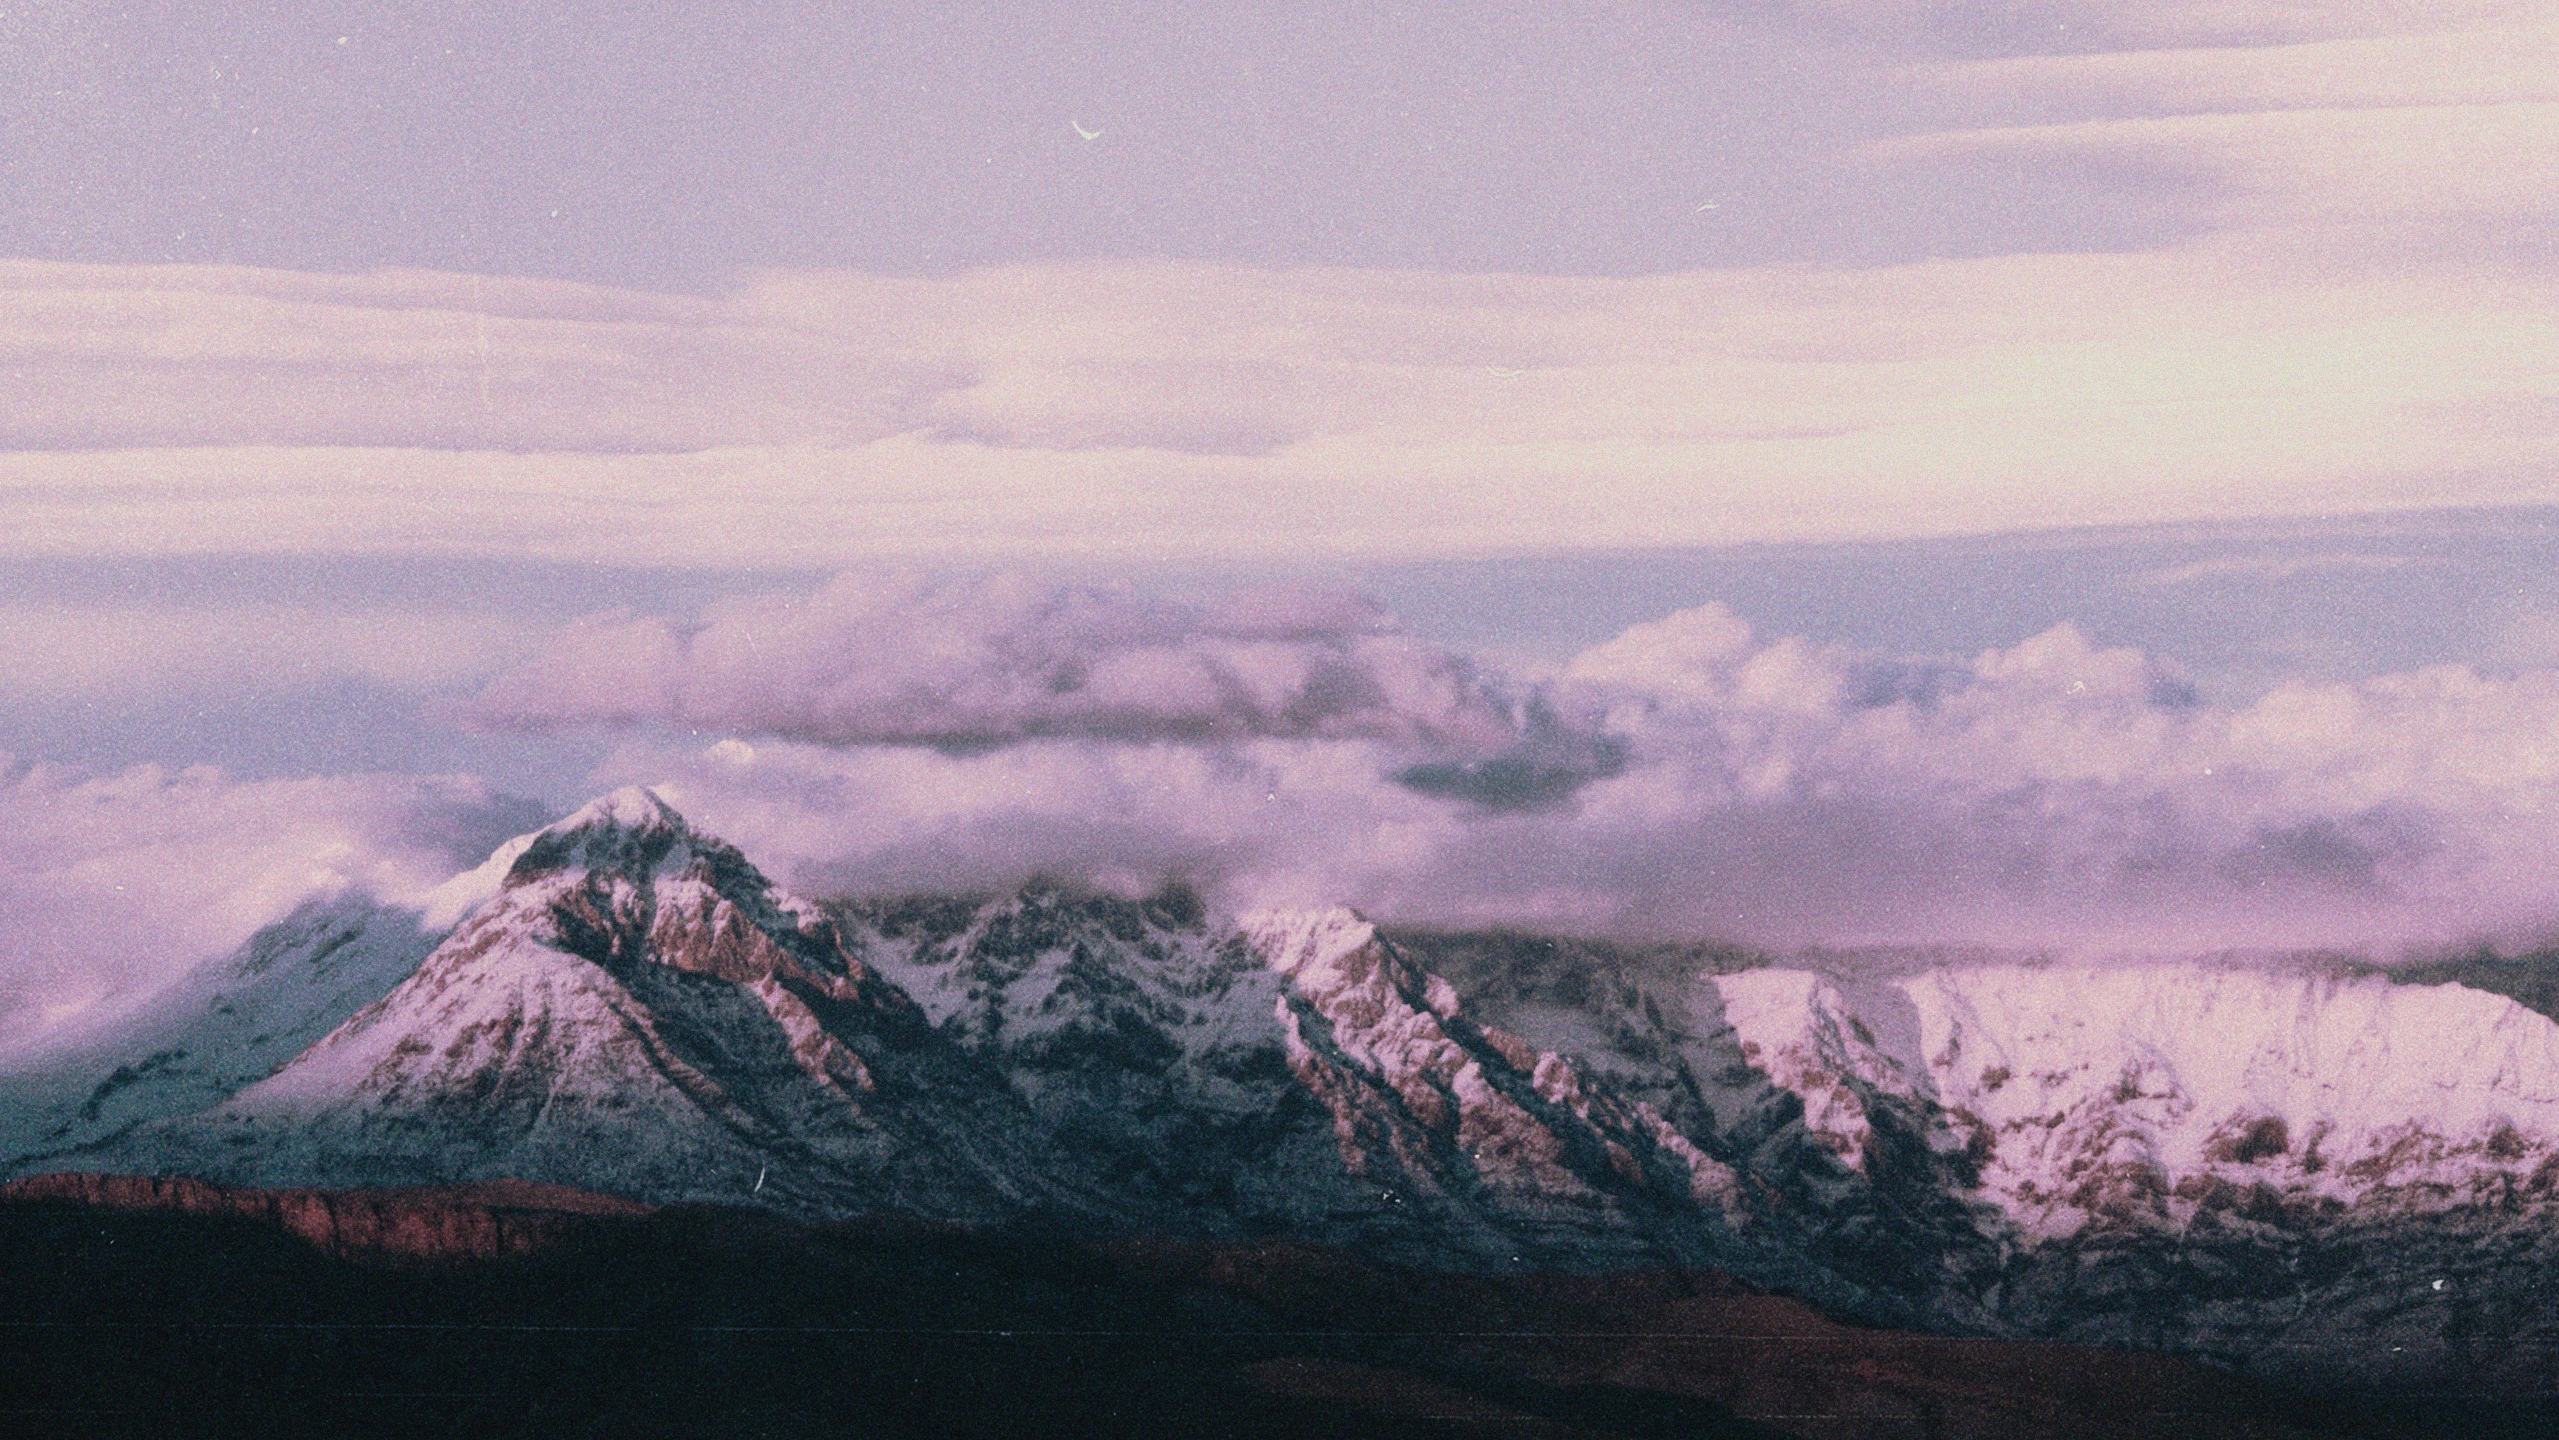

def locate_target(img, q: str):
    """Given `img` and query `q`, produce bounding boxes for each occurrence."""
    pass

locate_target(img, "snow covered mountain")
[0,856,509,1160]
[834,885,1759,1278]
[15,785,2559,1390]
[1712,961,2559,1236]
[1705,961,2559,1383]
[24,789,1114,1221]
[1412,934,2559,1387]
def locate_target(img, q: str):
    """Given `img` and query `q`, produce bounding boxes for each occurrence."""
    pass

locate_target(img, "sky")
[4,1,2559,1045]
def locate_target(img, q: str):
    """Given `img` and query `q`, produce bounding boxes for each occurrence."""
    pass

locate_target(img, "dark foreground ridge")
[0,1175,2471,1440]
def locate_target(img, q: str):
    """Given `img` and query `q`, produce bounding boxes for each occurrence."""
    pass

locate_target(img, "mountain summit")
[43,788,1085,1220]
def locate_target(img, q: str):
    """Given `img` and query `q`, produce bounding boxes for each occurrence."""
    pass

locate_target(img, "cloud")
[585,602,2559,958]
[0,14,2549,579]
[2498,610,2559,667]
[0,239,2555,568]
[0,261,946,453]
[1924,21,2559,116]
[469,571,1520,753]
[0,760,546,1051]
[1881,10,2559,238]
[1874,103,2559,230]
[1391,706,1628,811]
[19,581,2552,1016]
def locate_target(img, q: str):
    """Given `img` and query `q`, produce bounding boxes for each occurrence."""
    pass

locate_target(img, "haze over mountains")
[11,785,2559,1405]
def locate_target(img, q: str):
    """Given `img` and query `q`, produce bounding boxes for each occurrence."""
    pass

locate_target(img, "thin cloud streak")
[1882,6,2559,240]
[1,234,2555,565]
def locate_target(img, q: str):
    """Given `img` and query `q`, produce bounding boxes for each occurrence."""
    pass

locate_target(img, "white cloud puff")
[21,586,2555,1031]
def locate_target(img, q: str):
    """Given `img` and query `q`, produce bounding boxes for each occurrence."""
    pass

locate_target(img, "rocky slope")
[1711,961,2559,1387]
[833,885,1767,1281]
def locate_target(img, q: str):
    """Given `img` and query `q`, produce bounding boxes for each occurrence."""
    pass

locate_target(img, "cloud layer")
[496,573,2559,957]
[0,8,2550,567]
[1893,7,2559,236]
[2,226,2555,567]
[9,6,2559,1034]
[21,569,2559,1050]
[470,572,1516,751]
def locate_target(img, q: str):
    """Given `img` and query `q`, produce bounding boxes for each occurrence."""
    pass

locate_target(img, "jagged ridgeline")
[10,786,2559,1394]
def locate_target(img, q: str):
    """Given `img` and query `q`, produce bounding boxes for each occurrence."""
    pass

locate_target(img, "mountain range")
[8,785,2559,1404]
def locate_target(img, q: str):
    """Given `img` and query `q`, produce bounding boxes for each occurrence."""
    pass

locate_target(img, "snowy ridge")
[1713,963,2559,1238]
[1241,908,1744,1220]
[828,891,1754,1272]
[415,829,538,930]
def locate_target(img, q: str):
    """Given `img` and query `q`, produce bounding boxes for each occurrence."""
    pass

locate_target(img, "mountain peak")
[504,786,705,887]
[553,785,687,837]
[1235,907,1379,980]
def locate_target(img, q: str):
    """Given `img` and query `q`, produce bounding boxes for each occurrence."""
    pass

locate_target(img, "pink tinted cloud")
[0,261,943,452]
[4,245,2557,571]
[592,602,2559,957]
[471,571,1518,751]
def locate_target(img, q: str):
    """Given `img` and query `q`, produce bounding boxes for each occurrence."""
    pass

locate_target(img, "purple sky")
[0,2,2203,285]
[4,1,2558,1045]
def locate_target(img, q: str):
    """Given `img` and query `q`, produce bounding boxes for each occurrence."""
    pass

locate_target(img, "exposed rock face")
[1245,908,1742,1218]
[1711,962,2559,1235]
[0,1171,650,1260]
[833,887,1761,1280]
[24,792,1781,1287]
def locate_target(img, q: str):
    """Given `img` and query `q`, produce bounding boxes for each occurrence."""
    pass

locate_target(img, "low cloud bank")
[22,573,2559,1051]
[470,572,1519,752]
[508,573,2559,956]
